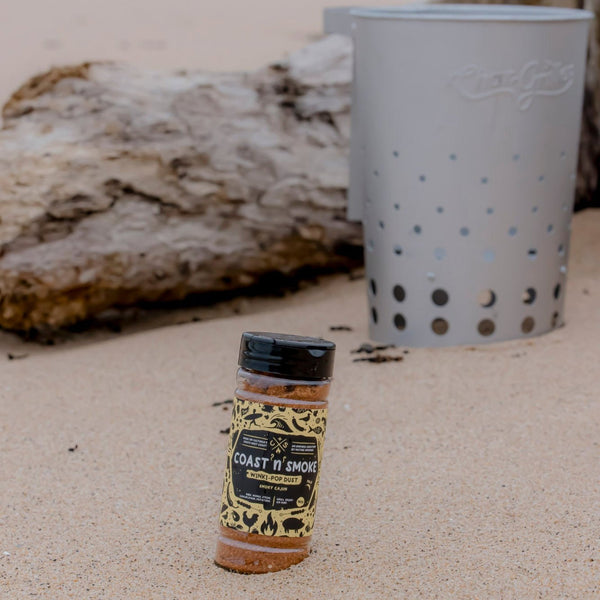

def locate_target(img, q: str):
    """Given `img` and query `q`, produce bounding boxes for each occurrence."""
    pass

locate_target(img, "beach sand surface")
[1,3,599,596]
[0,0,393,104]
[1,210,599,598]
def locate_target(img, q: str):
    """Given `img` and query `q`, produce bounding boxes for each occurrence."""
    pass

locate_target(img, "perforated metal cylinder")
[350,5,592,346]
[323,6,354,35]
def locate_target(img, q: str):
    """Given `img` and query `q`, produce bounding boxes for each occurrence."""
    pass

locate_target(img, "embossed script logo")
[450,60,575,110]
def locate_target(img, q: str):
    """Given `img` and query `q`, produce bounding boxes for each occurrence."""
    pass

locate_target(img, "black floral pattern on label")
[220,398,327,537]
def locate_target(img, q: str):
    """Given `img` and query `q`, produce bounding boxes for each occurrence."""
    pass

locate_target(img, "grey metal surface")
[323,6,355,35]
[350,5,592,346]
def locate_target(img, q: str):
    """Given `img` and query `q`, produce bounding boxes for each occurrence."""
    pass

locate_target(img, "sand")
[0,0,391,105]
[1,209,599,598]
[1,3,599,597]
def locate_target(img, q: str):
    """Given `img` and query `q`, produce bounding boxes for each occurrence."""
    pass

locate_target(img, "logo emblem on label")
[450,60,575,110]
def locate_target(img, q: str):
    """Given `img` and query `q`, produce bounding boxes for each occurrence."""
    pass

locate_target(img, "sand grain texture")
[0,0,392,105]
[1,210,599,599]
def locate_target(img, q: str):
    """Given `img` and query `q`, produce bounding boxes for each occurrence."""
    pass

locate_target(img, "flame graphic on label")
[260,511,278,536]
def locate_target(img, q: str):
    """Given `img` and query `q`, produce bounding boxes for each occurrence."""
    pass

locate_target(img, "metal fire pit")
[349,5,592,346]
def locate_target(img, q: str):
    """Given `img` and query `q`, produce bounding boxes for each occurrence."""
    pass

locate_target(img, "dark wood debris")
[212,399,234,407]
[351,343,395,354]
[352,355,403,364]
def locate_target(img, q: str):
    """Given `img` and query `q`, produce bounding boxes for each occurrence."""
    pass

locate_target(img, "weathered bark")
[0,35,359,331]
[580,0,600,208]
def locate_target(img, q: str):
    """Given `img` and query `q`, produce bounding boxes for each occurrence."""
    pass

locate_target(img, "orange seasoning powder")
[215,332,335,573]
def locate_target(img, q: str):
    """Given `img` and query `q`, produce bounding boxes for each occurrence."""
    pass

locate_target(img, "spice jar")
[215,332,335,574]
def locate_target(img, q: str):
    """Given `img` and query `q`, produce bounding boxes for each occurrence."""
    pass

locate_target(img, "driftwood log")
[0,36,360,331]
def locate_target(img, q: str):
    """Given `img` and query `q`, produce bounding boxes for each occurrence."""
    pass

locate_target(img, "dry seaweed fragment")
[351,343,395,354]
[212,399,234,407]
[352,355,403,364]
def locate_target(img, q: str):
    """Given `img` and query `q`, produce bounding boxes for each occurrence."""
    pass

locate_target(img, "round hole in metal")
[486,207,494,215]
[370,279,377,295]
[532,206,538,213]
[547,224,554,234]
[371,307,378,324]
[508,226,518,236]
[558,244,565,256]
[554,283,561,300]
[437,206,444,214]
[393,245,403,256]
[538,175,545,182]
[394,313,406,331]
[521,316,535,334]
[432,289,449,306]
[431,318,449,335]
[527,249,537,260]
[379,220,385,230]
[481,177,489,184]
[394,203,400,210]
[393,150,399,158]
[522,287,536,305]
[413,225,422,234]
[478,289,496,308]
[449,153,457,161]
[483,250,495,262]
[477,319,495,336]
[459,227,469,237]
[551,311,560,328]
[393,285,406,302]
[419,175,426,182]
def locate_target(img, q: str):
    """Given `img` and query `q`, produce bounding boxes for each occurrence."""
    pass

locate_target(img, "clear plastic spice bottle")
[215,332,335,574]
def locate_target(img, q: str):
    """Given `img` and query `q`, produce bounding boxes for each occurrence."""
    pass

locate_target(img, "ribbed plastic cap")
[238,332,335,380]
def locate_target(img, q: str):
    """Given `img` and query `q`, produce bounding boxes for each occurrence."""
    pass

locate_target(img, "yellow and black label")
[219,397,327,538]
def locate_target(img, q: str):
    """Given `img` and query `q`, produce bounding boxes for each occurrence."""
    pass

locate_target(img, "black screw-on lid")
[239,332,335,380]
